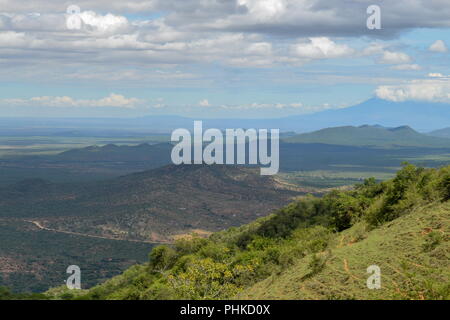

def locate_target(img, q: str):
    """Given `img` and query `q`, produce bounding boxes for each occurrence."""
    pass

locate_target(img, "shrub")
[365,164,425,226]
[149,245,178,274]
[438,167,450,201]
[326,191,366,231]
[168,258,241,299]
[422,231,444,252]
[305,254,327,278]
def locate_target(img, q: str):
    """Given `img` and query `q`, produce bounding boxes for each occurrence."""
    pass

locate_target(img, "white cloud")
[391,64,421,71]
[292,37,354,60]
[0,3,446,93]
[76,11,130,35]
[429,40,448,53]
[237,0,286,21]
[2,1,450,38]
[379,51,412,64]
[363,44,417,68]
[245,42,272,56]
[273,102,303,109]
[362,43,386,56]
[428,73,445,78]
[93,93,140,107]
[217,101,348,114]
[2,93,142,108]
[376,79,450,103]
[199,99,210,107]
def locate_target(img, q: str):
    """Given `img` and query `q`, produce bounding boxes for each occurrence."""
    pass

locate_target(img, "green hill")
[35,164,449,301]
[284,125,450,148]
[239,201,449,299]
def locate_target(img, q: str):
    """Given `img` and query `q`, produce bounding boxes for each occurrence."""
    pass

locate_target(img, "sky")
[0,0,450,118]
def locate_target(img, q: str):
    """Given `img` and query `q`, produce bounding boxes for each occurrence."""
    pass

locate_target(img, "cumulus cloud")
[0,1,448,104]
[376,79,450,103]
[429,40,448,53]
[292,37,354,60]
[2,93,142,108]
[75,11,130,35]
[237,0,286,21]
[379,51,412,64]
[0,2,438,78]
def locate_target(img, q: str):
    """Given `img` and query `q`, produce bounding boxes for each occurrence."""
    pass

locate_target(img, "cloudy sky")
[0,0,449,118]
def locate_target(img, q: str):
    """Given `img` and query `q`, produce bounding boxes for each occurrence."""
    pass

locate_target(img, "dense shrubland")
[0,286,47,300]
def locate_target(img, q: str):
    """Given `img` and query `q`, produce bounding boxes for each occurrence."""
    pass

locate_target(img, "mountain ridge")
[284,124,450,147]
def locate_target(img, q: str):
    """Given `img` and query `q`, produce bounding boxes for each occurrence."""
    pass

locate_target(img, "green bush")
[438,167,450,201]
[305,254,326,278]
[422,231,444,252]
[149,245,178,274]
[364,164,450,227]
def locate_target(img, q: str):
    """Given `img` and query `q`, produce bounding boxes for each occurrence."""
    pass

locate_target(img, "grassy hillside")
[38,163,449,300]
[240,202,449,299]
[284,125,450,148]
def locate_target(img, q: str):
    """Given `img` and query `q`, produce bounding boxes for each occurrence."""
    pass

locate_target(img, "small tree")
[149,245,177,274]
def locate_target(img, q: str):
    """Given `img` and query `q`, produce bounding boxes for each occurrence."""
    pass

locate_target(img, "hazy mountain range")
[1,98,449,135]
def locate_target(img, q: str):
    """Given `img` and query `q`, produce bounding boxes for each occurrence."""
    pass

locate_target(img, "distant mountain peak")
[389,125,415,132]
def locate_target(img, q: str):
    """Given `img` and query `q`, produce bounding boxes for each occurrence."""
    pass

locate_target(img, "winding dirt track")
[23,220,170,245]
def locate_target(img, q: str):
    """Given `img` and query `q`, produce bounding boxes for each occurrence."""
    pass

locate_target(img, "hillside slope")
[239,201,450,299]
[0,165,302,242]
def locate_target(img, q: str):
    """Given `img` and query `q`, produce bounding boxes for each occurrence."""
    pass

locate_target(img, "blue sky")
[0,1,449,118]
